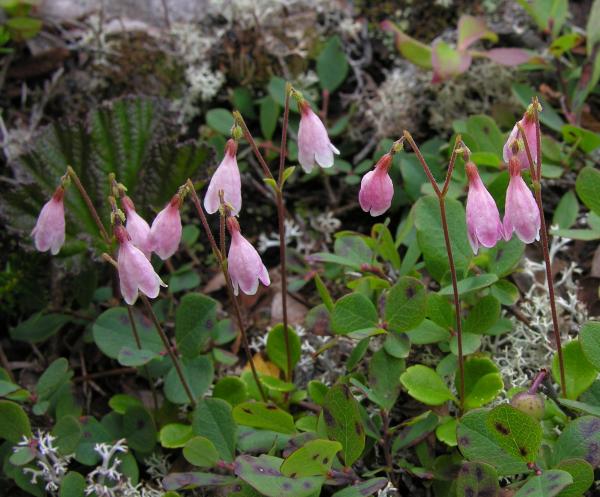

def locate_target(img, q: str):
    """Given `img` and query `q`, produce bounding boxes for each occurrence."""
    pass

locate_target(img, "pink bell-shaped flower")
[121,196,151,259]
[297,100,340,173]
[465,162,504,254]
[149,195,182,260]
[226,217,270,296]
[204,139,242,215]
[115,225,165,305]
[503,157,541,244]
[32,186,66,255]
[359,153,394,216]
[503,110,537,170]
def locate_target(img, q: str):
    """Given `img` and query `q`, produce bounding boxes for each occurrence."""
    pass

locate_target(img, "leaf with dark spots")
[163,472,237,490]
[486,404,542,463]
[233,401,296,434]
[234,454,324,497]
[457,409,528,476]
[329,477,388,497]
[280,439,341,478]
[392,411,438,452]
[553,416,600,468]
[322,384,365,466]
[512,470,572,497]
[455,462,499,497]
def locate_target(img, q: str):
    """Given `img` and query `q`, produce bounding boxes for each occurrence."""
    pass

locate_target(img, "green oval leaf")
[233,401,296,434]
[457,408,528,476]
[400,365,456,406]
[552,340,597,400]
[322,384,365,466]
[192,398,237,462]
[0,400,31,443]
[280,439,342,477]
[513,470,572,497]
[485,404,542,462]
[456,462,499,497]
[579,321,600,370]
[317,36,349,92]
[331,293,378,335]
[384,276,427,332]
[267,325,301,378]
[175,293,218,359]
[234,454,324,497]
[183,436,219,468]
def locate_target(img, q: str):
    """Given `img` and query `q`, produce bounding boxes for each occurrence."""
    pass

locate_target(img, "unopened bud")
[511,391,545,420]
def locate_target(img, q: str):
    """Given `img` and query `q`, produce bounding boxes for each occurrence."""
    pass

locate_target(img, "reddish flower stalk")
[232,84,295,383]
[517,98,567,398]
[186,179,268,402]
[404,131,466,412]
[67,166,111,244]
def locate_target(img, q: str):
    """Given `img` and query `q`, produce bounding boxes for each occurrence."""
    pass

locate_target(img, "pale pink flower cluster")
[356,110,542,254]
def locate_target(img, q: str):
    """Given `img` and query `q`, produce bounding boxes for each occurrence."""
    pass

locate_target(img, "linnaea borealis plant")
[19,86,598,497]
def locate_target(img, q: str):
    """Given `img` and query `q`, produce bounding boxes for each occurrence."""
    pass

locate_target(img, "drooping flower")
[204,139,242,215]
[148,195,182,260]
[297,100,340,173]
[464,162,504,254]
[121,196,151,258]
[226,217,270,296]
[32,186,66,255]
[115,225,165,305]
[359,153,394,216]
[503,157,541,244]
[503,109,537,170]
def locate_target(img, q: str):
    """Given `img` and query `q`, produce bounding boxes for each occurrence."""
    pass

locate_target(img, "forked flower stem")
[71,172,161,406]
[234,88,294,382]
[67,166,111,244]
[404,131,465,413]
[518,101,567,398]
[141,294,197,407]
[186,180,268,402]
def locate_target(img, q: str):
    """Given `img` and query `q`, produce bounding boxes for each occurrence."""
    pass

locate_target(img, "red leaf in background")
[483,48,531,66]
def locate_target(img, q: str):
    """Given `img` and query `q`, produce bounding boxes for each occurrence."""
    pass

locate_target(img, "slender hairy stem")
[518,108,567,398]
[140,295,196,406]
[403,131,443,197]
[439,198,465,412]
[233,111,274,180]
[186,181,268,402]
[277,85,292,382]
[67,166,111,243]
[127,305,159,411]
[404,133,465,412]
[441,135,461,197]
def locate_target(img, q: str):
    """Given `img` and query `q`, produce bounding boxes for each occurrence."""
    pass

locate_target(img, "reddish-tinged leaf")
[483,48,531,66]
[380,20,432,69]
[431,41,471,83]
[457,15,498,51]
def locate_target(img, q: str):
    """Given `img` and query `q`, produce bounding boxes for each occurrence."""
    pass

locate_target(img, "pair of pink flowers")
[203,99,339,296]
[465,158,540,253]
[203,138,270,296]
[122,195,182,261]
[117,195,182,304]
[466,113,540,253]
